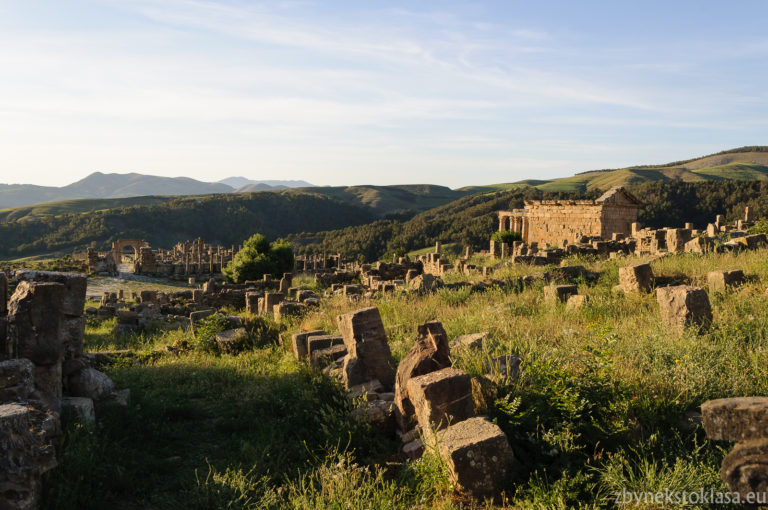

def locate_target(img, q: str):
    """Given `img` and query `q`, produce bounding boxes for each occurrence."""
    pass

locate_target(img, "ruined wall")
[524,201,604,248]
[599,204,637,240]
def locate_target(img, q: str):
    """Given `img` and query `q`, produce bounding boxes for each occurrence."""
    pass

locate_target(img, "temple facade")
[497,186,641,247]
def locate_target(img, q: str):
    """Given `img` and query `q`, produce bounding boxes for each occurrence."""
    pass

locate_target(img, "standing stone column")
[337,307,395,390]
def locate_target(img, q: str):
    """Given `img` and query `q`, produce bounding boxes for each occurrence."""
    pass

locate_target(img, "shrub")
[223,234,296,283]
[491,230,522,245]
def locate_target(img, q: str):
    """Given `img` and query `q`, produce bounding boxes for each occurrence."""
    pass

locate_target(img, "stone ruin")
[493,199,763,266]
[84,237,239,279]
[0,270,124,509]
[290,306,517,499]
[701,397,768,504]
[497,186,640,248]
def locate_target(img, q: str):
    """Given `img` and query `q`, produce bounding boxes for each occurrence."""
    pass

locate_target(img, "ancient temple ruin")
[497,186,641,247]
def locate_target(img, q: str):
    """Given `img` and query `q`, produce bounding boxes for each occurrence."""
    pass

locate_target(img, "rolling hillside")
[462,146,768,194]
[0,192,378,259]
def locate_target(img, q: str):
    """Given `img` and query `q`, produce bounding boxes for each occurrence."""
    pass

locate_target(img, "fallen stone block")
[273,301,306,321]
[407,367,474,430]
[720,439,768,503]
[215,328,249,354]
[15,270,87,317]
[543,284,577,303]
[67,367,115,401]
[290,329,326,360]
[433,416,514,500]
[310,344,347,369]
[707,270,745,293]
[338,307,395,389]
[618,263,653,293]
[395,321,452,430]
[702,397,768,441]
[450,332,488,351]
[565,294,589,312]
[656,285,712,334]
[61,396,95,425]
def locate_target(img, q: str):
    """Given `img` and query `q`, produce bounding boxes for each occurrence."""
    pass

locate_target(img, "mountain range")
[0,173,315,209]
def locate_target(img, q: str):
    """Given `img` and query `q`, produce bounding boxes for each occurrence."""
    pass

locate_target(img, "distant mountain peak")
[218,177,315,189]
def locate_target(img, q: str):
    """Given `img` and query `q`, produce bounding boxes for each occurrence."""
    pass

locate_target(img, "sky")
[0,0,766,188]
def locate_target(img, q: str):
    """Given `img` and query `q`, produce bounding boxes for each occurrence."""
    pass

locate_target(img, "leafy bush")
[491,229,523,244]
[223,234,295,283]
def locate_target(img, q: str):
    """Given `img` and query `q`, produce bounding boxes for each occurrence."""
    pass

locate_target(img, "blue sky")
[1,0,766,188]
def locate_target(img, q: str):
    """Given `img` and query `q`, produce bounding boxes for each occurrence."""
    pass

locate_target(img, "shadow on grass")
[42,359,397,509]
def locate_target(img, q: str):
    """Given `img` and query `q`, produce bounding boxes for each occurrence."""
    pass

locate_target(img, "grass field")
[41,247,768,508]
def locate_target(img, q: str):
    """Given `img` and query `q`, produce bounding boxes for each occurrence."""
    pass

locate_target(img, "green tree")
[222,234,296,283]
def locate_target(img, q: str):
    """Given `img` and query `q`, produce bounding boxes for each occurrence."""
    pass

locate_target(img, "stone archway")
[110,239,150,272]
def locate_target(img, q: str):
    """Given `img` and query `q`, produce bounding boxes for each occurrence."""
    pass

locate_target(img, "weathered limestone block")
[215,328,249,355]
[61,396,95,425]
[8,281,64,365]
[409,274,442,293]
[707,270,746,293]
[0,358,34,402]
[245,292,261,314]
[273,301,306,321]
[543,284,577,303]
[342,284,363,296]
[307,334,345,357]
[433,416,514,500]
[702,397,768,442]
[450,332,488,351]
[0,402,58,510]
[67,367,115,401]
[290,329,326,360]
[337,307,395,389]
[720,439,768,503]
[656,285,712,334]
[565,294,590,312]
[395,322,452,431]
[295,289,315,302]
[407,367,474,430]
[618,263,653,293]
[685,236,714,254]
[665,228,692,253]
[310,344,347,369]
[14,270,86,317]
[259,292,284,315]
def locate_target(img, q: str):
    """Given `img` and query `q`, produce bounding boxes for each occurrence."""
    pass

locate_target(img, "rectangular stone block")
[407,367,474,430]
[619,263,653,293]
[707,270,745,293]
[290,329,326,360]
[310,344,347,369]
[337,307,395,388]
[656,285,712,334]
[702,397,768,441]
[434,416,514,500]
[543,284,577,303]
[307,334,345,356]
[15,270,87,317]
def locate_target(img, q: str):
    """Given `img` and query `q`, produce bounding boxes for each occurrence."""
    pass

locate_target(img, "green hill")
[0,192,377,259]
[284,184,468,218]
[472,146,768,194]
